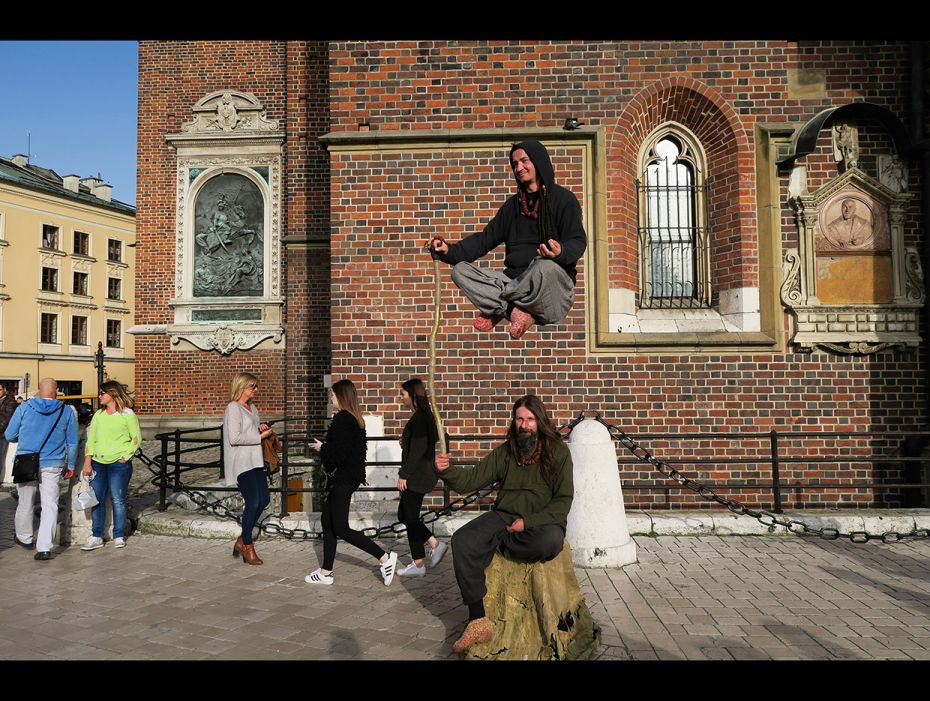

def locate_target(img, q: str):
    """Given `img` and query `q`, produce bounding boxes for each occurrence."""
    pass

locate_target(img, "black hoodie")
[440,139,587,283]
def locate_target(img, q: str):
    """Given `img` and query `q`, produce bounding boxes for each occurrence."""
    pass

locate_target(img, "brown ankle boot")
[232,536,243,558]
[241,543,263,566]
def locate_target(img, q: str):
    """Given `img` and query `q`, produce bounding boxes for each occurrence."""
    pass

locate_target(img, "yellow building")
[0,153,135,401]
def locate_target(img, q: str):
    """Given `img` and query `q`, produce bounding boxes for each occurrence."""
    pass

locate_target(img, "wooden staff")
[427,246,447,454]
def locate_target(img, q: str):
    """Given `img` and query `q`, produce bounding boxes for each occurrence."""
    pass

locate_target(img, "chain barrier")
[563,412,929,545]
[135,447,498,541]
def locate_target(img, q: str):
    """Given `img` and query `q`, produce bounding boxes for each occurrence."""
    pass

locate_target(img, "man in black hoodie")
[430,140,587,339]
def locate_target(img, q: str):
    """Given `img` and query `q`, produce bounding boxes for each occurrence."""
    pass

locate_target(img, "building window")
[71,316,88,346]
[73,271,89,296]
[41,313,58,344]
[107,277,121,300]
[42,224,60,250]
[74,231,90,256]
[637,132,710,308]
[106,319,121,348]
[41,267,59,292]
[107,239,123,262]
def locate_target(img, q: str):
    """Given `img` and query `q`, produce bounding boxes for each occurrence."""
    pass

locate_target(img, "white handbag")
[72,471,99,510]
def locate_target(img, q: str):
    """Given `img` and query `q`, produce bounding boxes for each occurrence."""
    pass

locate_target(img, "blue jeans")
[90,459,133,539]
[237,467,270,545]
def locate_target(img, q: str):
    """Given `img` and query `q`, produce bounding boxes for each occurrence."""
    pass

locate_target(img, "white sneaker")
[113,537,126,549]
[427,540,448,568]
[396,561,426,577]
[380,551,398,586]
[304,568,334,585]
[81,536,104,551]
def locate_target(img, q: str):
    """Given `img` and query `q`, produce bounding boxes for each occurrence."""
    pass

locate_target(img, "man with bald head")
[5,377,78,560]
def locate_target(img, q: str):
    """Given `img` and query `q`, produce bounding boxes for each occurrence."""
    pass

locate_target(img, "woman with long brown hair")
[80,380,141,551]
[223,372,273,565]
[305,379,398,586]
[395,378,447,577]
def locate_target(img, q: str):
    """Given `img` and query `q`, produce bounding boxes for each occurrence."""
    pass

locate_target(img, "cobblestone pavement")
[2,492,929,661]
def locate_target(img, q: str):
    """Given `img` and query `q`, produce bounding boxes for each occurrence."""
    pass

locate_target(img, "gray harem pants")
[451,257,575,325]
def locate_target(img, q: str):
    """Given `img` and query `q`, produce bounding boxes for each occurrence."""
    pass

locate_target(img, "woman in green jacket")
[79,381,141,551]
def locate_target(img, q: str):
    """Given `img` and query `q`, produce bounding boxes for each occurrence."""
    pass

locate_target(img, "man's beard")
[516,428,538,458]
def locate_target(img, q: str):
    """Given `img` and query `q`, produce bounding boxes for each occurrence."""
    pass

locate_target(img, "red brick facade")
[137,40,928,509]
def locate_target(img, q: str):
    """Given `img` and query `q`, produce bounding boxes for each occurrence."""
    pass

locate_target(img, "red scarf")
[519,190,539,219]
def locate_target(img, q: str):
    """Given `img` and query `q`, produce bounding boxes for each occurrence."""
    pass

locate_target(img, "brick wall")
[136,40,926,508]
[326,40,926,509]
[137,40,331,421]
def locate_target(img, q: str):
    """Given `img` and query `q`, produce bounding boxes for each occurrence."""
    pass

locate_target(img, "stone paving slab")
[3,493,930,660]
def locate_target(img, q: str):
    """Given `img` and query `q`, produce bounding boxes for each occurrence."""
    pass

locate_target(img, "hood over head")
[509,139,556,190]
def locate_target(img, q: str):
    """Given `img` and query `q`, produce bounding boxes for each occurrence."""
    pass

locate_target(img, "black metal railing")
[149,419,930,516]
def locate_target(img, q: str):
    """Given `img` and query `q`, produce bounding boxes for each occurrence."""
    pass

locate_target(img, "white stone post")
[566,418,637,568]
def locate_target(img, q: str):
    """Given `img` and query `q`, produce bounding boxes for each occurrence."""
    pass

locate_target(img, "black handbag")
[12,404,66,484]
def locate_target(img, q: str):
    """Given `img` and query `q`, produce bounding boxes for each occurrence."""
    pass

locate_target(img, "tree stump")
[466,540,601,660]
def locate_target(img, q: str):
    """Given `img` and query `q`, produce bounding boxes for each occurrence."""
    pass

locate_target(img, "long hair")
[229,372,258,403]
[332,379,365,429]
[402,377,437,441]
[506,395,562,486]
[99,380,134,413]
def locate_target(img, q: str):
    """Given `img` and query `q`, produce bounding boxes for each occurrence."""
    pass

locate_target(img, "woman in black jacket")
[395,378,448,577]
[305,379,398,586]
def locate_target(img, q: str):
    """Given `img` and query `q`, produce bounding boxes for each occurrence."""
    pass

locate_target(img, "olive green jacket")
[440,440,573,529]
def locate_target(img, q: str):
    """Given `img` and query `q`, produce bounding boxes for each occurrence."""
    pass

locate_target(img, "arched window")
[637,127,710,308]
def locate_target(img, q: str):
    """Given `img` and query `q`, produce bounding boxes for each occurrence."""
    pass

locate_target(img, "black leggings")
[237,468,270,546]
[397,489,433,560]
[322,482,385,570]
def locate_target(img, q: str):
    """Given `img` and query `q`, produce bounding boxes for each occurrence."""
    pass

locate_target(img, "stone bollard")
[69,473,115,545]
[566,418,637,568]
[466,541,601,660]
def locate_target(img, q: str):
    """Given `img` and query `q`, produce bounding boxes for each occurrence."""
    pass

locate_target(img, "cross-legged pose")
[430,139,587,339]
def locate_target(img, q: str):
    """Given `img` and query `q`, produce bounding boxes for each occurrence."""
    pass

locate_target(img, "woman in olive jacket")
[395,378,448,577]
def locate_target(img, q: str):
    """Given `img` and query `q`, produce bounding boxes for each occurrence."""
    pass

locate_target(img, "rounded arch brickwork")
[606,77,756,298]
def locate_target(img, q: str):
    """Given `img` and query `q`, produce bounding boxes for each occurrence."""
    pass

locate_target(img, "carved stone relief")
[784,165,921,354]
[134,90,287,355]
[193,173,264,297]
[180,91,279,134]
[878,155,908,194]
[816,191,889,253]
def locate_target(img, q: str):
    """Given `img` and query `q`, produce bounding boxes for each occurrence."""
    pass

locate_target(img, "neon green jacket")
[86,408,141,464]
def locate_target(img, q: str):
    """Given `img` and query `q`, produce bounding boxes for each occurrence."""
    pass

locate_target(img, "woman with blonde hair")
[305,379,398,586]
[80,380,141,551]
[223,372,273,565]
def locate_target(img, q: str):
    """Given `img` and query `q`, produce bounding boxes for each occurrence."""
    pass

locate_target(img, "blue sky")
[0,41,138,205]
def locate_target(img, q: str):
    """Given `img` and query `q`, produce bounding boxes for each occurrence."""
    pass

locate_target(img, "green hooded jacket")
[441,440,574,530]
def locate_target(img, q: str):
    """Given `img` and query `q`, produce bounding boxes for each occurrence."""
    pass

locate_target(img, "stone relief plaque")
[878,155,907,194]
[815,191,889,253]
[193,173,264,297]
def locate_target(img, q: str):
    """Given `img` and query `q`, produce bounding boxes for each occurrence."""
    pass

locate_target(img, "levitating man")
[430,140,587,339]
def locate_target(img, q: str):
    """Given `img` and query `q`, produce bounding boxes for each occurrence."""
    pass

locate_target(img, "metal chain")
[563,412,929,544]
[136,448,498,541]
